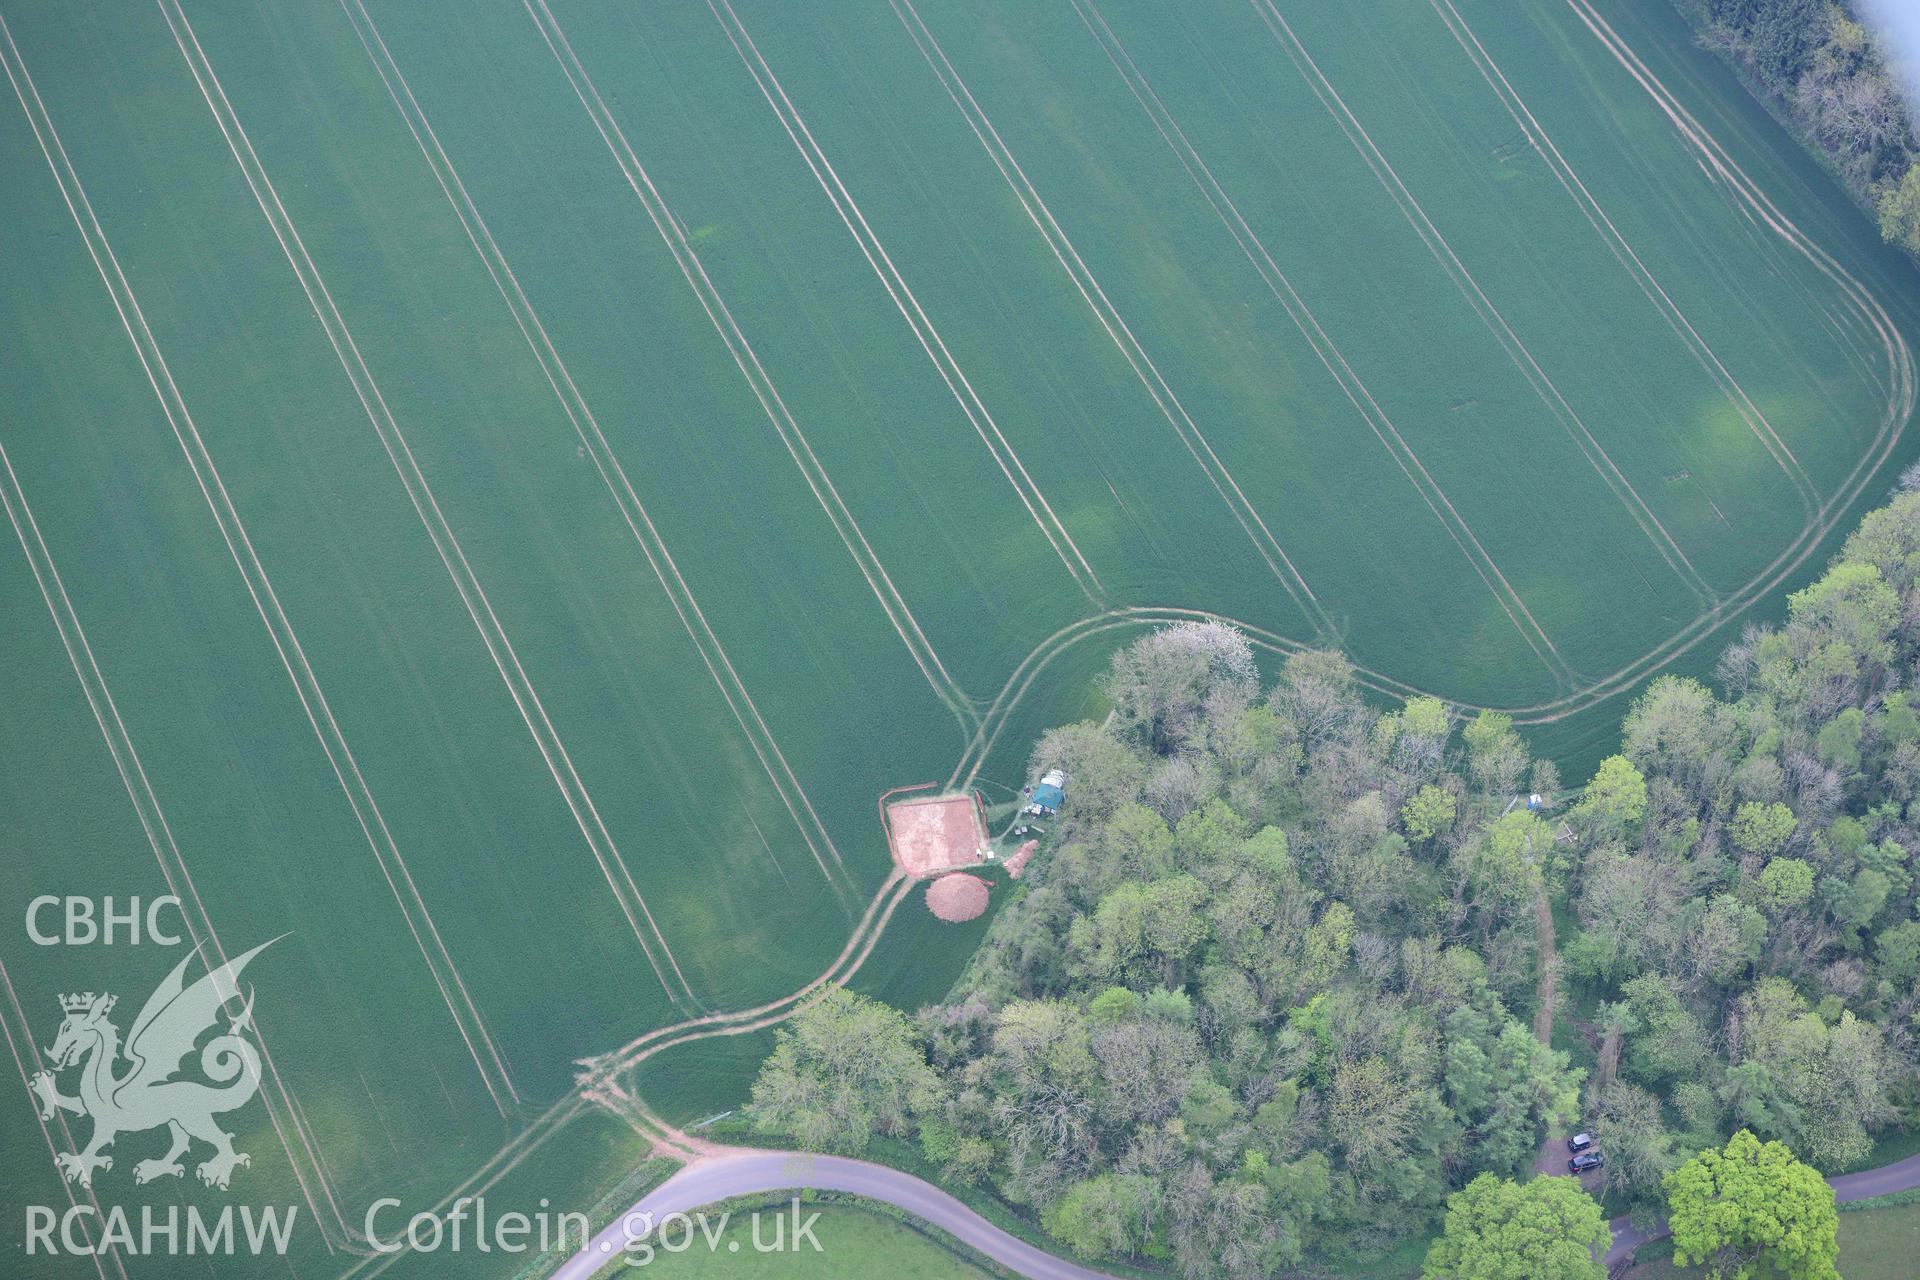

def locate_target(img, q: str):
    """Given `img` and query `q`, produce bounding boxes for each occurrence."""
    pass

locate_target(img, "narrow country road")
[555,1144,1920,1279]
[549,1150,1113,1280]
[1831,1150,1920,1202]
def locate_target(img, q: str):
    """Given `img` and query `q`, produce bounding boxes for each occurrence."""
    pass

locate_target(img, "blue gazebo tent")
[1026,770,1066,816]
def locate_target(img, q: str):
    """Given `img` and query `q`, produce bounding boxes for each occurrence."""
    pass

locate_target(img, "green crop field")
[0,0,1914,1276]
[1623,1200,1920,1280]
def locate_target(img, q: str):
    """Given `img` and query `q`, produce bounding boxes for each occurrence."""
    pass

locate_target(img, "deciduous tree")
[1402,783,1457,845]
[1421,1173,1607,1280]
[1572,756,1647,834]
[747,989,936,1153]
[1664,1130,1837,1280]
[1044,1173,1152,1260]
[1879,165,1920,255]
[1730,802,1797,859]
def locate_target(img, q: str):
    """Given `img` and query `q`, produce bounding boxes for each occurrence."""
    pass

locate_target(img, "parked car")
[1569,1151,1605,1174]
[1567,1132,1593,1153]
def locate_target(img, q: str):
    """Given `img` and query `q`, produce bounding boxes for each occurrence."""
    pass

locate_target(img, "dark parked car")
[1567,1132,1593,1153]
[1569,1151,1605,1174]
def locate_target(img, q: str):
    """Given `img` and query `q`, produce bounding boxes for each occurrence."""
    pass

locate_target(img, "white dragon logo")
[28,939,276,1190]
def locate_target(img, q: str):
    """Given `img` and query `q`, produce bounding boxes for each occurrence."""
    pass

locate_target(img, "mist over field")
[1859,0,1920,118]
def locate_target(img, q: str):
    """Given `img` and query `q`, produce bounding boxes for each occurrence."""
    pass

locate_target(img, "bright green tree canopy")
[1574,755,1647,829]
[1730,803,1798,858]
[1879,165,1920,255]
[1756,858,1815,912]
[1421,1172,1608,1280]
[1401,783,1457,844]
[1663,1130,1838,1280]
